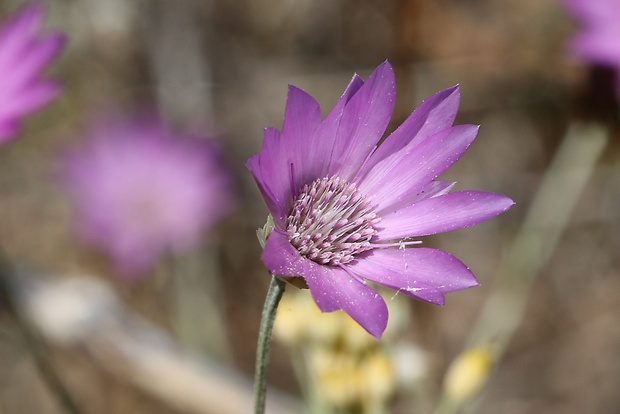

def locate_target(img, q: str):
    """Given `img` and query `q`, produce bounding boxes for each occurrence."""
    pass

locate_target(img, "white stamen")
[286,176,380,266]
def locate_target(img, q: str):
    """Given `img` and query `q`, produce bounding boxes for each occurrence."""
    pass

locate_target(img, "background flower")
[563,0,620,95]
[0,2,65,143]
[249,61,514,338]
[59,114,232,277]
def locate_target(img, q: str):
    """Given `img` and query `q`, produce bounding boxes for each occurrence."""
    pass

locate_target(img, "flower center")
[286,176,380,266]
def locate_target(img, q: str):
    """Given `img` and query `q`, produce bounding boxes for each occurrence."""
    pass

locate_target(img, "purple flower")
[563,0,620,95]
[0,3,65,143]
[248,61,514,338]
[60,114,232,277]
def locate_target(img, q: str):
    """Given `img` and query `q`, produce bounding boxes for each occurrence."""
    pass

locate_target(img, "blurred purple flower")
[563,0,620,95]
[60,114,232,277]
[248,61,514,338]
[0,3,65,143]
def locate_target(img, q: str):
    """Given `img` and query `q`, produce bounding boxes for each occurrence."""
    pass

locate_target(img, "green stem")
[254,276,287,414]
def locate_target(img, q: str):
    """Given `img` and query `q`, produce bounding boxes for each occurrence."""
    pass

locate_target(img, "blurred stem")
[254,276,287,414]
[467,123,608,351]
[436,123,607,414]
[0,253,82,414]
[171,247,231,360]
[433,397,459,414]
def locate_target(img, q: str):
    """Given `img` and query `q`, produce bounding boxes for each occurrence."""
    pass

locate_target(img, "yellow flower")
[442,344,495,403]
[275,290,346,345]
[359,352,396,405]
[309,348,359,408]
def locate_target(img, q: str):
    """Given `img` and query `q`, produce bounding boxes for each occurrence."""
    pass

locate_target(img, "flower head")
[248,61,514,338]
[0,3,65,143]
[60,114,232,277]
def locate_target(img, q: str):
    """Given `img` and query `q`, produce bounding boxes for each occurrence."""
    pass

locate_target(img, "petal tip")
[429,294,446,306]
[365,314,388,339]
[499,195,517,212]
[370,60,395,85]
[378,59,393,72]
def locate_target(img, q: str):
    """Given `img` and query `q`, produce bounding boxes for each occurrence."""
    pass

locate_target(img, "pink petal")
[247,127,291,226]
[328,61,395,181]
[262,230,389,338]
[387,179,456,213]
[0,80,61,119]
[322,74,365,128]
[0,4,45,63]
[359,125,479,214]
[311,74,365,179]
[281,86,323,190]
[348,247,479,304]
[377,191,515,240]
[356,85,461,182]
[3,34,65,89]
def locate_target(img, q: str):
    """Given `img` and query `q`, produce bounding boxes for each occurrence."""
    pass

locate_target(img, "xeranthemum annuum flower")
[248,61,514,338]
[60,114,232,278]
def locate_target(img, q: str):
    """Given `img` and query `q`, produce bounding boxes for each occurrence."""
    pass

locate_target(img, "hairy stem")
[253,276,286,414]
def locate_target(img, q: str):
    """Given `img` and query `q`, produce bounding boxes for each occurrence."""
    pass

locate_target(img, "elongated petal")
[328,61,395,180]
[356,85,460,182]
[349,248,479,304]
[311,74,365,178]
[389,179,456,210]
[0,4,44,63]
[305,265,388,338]
[0,4,65,143]
[247,128,291,225]
[0,80,60,118]
[377,191,515,240]
[247,155,281,224]
[322,74,365,128]
[262,231,388,337]
[282,86,322,139]
[281,86,323,190]
[360,125,479,214]
[4,34,65,89]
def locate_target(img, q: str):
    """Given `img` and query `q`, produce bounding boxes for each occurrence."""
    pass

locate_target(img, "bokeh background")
[0,0,619,413]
